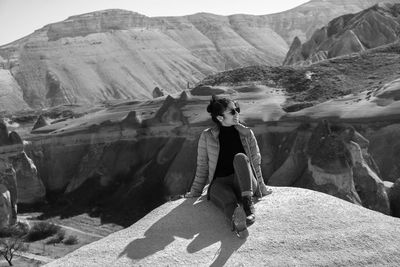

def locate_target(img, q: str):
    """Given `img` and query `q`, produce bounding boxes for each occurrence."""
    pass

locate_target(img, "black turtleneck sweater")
[214,125,246,178]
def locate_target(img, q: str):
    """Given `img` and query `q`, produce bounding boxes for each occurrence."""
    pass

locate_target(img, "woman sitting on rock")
[185,95,271,232]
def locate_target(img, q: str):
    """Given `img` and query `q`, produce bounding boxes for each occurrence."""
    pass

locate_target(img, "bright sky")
[0,0,309,46]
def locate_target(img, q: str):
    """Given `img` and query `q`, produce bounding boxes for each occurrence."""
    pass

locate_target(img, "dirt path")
[56,224,104,238]
[16,251,53,263]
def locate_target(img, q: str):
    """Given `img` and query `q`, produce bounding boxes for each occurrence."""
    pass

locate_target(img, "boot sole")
[232,205,247,238]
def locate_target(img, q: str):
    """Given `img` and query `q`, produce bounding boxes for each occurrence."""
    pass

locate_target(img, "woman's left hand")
[259,183,272,196]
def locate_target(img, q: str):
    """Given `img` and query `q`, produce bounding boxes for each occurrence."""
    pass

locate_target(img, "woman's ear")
[216,115,224,122]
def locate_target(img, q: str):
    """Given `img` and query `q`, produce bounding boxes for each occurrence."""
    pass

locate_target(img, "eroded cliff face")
[0,10,288,109]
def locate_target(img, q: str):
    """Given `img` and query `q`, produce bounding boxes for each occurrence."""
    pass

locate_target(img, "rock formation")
[9,131,22,145]
[142,95,189,126]
[284,3,400,65]
[152,87,164,98]
[0,122,45,205]
[0,159,17,226]
[32,115,49,130]
[9,152,46,204]
[121,111,141,128]
[267,121,390,214]
[46,187,400,266]
[0,120,11,146]
[0,184,12,228]
[388,178,400,217]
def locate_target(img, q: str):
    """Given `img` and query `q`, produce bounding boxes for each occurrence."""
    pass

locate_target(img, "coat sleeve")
[189,131,209,195]
[249,130,263,183]
[249,129,261,166]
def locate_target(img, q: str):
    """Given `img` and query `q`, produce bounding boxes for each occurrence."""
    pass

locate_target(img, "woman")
[185,95,271,230]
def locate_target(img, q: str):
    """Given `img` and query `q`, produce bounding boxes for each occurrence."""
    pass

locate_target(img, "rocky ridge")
[284,3,400,65]
[266,0,400,44]
[46,187,400,266]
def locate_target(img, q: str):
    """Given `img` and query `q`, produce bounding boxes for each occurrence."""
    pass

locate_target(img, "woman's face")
[218,101,240,126]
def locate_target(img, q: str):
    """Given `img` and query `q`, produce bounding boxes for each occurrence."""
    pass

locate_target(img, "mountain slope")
[284,3,400,65]
[0,10,287,109]
[267,0,400,44]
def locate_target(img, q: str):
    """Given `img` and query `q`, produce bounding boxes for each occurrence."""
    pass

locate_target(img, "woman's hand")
[259,183,272,197]
[184,191,201,198]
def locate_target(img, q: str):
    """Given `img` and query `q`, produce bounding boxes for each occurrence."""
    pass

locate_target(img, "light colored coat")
[189,123,267,197]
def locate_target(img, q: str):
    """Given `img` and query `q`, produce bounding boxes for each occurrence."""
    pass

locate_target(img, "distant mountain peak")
[284,2,400,65]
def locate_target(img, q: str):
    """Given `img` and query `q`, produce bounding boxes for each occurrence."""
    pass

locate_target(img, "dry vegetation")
[0,214,120,266]
[198,41,400,104]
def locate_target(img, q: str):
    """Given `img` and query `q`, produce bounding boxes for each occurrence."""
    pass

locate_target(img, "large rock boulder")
[347,141,390,214]
[0,120,11,146]
[152,87,165,98]
[10,152,46,204]
[0,159,17,226]
[46,187,400,267]
[364,123,400,183]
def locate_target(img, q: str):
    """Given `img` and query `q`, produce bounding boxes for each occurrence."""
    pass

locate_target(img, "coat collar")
[210,123,251,139]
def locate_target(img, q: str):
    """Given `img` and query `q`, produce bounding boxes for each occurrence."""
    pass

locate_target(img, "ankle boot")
[242,196,255,226]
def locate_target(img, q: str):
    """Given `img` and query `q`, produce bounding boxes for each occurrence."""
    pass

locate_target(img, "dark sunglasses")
[227,107,240,115]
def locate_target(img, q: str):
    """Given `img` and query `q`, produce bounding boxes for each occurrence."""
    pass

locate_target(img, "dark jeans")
[209,153,258,221]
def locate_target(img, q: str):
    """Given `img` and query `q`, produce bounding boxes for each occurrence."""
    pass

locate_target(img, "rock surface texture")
[46,187,400,267]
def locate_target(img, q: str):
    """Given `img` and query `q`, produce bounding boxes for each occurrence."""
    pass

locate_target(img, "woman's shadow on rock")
[119,196,246,266]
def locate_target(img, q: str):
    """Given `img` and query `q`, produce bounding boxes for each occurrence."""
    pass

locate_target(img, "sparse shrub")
[0,222,30,238]
[46,230,66,245]
[25,222,62,242]
[0,227,16,238]
[63,235,78,245]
